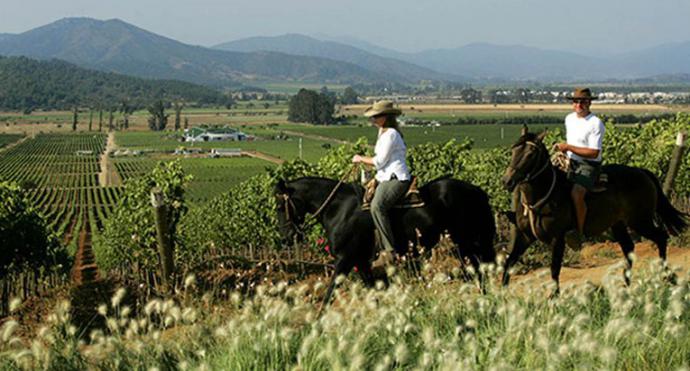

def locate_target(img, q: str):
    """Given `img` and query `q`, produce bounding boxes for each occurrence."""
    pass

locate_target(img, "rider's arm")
[352,130,395,168]
[556,144,600,159]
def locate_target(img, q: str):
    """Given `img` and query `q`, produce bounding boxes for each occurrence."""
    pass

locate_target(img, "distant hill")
[321,36,690,82]
[0,18,398,87]
[214,33,464,82]
[0,56,226,111]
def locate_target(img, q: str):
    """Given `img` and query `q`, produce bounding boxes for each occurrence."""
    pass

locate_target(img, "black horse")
[501,127,688,291]
[274,176,496,307]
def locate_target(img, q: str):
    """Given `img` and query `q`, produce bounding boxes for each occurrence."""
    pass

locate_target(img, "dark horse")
[501,127,688,291]
[275,176,496,307]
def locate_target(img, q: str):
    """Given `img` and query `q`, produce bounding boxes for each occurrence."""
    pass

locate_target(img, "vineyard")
[0,133,120,247]
[0,110,688,369]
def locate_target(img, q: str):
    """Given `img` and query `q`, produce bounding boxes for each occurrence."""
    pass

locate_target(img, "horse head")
[502,125,549,192]
[274,179,307,244]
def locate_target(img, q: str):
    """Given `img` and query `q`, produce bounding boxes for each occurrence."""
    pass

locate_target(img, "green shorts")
[567,159,601,190]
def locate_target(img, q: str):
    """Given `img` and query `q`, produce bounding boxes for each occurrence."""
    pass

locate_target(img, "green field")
[114,156,275,203]
[260,123,560,148]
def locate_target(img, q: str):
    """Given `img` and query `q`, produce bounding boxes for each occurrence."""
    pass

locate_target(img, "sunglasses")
[572,99,591,104]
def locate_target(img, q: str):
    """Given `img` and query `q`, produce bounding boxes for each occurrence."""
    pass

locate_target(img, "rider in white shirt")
[352,100,411,268]
[554,88,604,241]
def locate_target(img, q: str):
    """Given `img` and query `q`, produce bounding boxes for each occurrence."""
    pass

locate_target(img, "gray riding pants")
[370,179,409,253]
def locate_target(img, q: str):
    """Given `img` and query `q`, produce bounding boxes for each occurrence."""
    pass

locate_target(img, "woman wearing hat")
[352,100,411,268]
[554,88,605,245]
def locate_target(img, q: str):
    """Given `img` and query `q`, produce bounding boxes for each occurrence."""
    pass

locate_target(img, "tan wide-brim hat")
[363,100,402,117]
[566,87,599,100]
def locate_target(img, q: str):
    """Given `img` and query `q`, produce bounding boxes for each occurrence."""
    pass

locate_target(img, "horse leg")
[357,261,377,287]
[318,256,354,315]
[502,229,534,286]
[630,219,675,283]
[549,235,566,297]
[611,222,635,286]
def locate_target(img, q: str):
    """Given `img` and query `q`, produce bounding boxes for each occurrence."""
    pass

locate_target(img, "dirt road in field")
[98,132,122,186]
[280,130,352,145]
[243,150,285,164]
[513,241,690,288]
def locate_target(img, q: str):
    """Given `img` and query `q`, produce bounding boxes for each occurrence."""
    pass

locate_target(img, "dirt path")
[98,132,122,186]
[513,241,690,288]
[281,130,354,146]
[243,150,285,164]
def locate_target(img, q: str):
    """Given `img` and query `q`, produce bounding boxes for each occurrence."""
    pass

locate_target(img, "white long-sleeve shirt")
[373,128,411,182]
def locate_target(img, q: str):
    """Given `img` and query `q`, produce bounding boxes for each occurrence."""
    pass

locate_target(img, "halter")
[513,140,557,240]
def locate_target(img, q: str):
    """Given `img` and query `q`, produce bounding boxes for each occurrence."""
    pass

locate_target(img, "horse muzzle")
[502,169,518,192]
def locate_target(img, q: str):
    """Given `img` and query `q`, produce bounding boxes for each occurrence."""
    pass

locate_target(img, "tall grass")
[1,259,688,370]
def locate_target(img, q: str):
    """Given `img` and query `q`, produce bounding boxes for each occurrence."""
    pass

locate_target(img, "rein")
[517,141,557,240]
[281,164,359,234]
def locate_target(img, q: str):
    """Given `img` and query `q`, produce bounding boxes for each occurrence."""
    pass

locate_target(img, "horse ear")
[521,124,529,136]
[536,130,548,142]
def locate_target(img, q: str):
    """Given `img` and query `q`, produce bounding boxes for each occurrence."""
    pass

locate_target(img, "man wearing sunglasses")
[553,88,604,246]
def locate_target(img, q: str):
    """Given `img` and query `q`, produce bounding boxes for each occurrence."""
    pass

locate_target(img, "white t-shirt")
[565,112,605,162]
[373,128,411,182]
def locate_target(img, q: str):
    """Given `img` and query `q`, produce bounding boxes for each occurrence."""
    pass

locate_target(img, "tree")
[341,86,359,104]
[147,100,169,131]
[119,100,135,130]
[459,88,482,104]
[287,89,335,125]
[184,116,189,130]
[108,107,115,132]
[88,109,93,131]
[173,101,184,131]
[72,106,78,131]
[98,107,103,132]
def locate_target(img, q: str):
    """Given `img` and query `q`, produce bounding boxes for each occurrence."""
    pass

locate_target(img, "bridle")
[277,164,359,239]
[511,140,558,240]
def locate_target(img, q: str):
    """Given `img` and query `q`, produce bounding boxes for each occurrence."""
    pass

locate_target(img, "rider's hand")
[352,154,362,163]
[553,143,569,153]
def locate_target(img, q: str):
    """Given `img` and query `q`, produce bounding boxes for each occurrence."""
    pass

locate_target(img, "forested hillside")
[0,56,226,111]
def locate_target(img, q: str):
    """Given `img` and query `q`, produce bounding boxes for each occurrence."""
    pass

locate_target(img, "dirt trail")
[281,130,353,146]
[243,150,285,164]
[98,132,122,186]
[513,241,690,288]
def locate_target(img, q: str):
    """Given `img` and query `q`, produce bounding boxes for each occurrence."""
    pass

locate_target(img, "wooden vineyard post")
[663,132,686,196]
[151,188,175,291]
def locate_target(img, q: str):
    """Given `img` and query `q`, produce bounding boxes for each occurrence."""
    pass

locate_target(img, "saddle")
[361,177,425,211]
[551,152,608,193]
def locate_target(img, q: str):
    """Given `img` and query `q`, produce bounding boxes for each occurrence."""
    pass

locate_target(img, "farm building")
[208,148,242,158]
[184,127,247,142]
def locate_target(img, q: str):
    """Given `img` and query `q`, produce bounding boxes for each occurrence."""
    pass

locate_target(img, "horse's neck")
[519,163,558,204]
[298,179,344,213]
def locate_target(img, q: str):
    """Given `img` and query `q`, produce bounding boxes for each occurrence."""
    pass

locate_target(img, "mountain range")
[217,34,690,82]
[1,17,689,87]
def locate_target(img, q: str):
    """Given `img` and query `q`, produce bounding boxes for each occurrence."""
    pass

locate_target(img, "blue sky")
[2,0,689,54]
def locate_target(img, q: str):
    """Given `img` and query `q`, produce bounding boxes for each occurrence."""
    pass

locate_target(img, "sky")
[2,0,690,55]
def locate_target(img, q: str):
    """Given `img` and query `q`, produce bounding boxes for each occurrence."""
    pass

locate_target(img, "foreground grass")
[1,260,689,370]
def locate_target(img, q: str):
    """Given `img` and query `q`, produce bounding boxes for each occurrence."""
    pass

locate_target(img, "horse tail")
[642,169,689,236]
[477,189,497,263]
